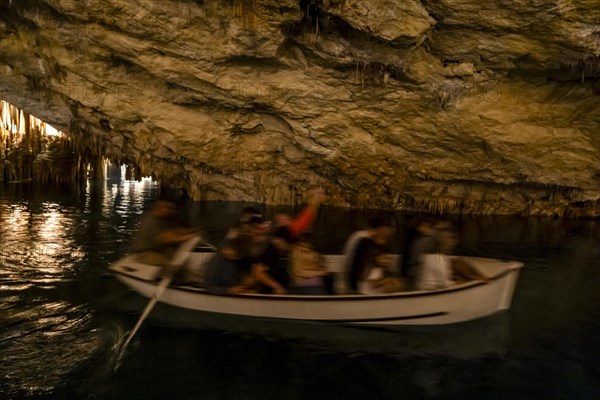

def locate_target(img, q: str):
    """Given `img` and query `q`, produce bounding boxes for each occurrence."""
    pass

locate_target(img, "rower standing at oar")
[114,195,202,369]
[133,195,201,282]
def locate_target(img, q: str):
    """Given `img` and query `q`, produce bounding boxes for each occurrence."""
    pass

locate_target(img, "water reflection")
[0,301,103,395]
[0,201,79,284]
[0,171,160,397]
[0,176,599,399]
[95,165,155,218]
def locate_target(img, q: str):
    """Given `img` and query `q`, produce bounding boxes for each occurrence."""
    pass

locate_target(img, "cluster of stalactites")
[0,100,105,183]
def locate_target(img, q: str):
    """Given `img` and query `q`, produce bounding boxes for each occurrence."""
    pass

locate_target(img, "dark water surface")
[1,176,599,400]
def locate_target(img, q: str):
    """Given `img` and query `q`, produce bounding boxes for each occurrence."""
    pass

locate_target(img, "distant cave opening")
[0,100,147,185]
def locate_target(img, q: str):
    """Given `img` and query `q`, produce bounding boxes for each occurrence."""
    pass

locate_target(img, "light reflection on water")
[0,301,104,394]
[0,174,599,399]
[0,171,160,398]
[0,202,80,284]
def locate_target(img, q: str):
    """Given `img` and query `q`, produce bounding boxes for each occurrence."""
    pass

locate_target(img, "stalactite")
[0,100,108,184]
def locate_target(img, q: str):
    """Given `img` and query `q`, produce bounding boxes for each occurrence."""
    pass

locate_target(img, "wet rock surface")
[1,0,599,215]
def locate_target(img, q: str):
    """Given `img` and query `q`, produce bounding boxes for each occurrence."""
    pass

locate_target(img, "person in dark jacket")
[134,196,200,283]
[204,235,254,294]
[345,217,393,293]
[396,217,438,289]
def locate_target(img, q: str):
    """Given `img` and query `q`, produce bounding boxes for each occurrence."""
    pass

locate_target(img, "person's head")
[436,228,458,254]
[433,217,451,231]
[152,198,177,219]
[271,224,294,253]
[239,207,261,223]
[236,207,262,235]
[248,215,271,241]
[367,216,393,245]
[274,213,292,227]
[222,235,245,260]
[416,217,436,235]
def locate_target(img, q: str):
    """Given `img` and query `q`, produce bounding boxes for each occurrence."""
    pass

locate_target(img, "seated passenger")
[271,188,326,254]
[247,216,290,294]
[346,218,401,294]
[289,232,330,295]
[133,196,201,282]
[203,236,255,294]
[341,218,382,292]
[361,258,405,294]
[398,217,440,290]
[415,228,457,290]
[221,206,262,244]
[451,257,488,283]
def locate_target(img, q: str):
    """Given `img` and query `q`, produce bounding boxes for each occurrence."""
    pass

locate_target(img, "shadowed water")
[0,175,599,400]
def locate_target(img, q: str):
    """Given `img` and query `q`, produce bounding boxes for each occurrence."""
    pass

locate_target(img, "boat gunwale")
[111,259,523,302]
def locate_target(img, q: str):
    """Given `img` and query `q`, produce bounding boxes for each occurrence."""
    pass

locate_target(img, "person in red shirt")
[271,188,326,253]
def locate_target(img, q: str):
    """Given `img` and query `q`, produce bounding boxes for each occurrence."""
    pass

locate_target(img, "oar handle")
[114,235,204,369]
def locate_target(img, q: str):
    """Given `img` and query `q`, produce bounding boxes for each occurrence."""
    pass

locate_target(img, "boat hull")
[110,255,522,326]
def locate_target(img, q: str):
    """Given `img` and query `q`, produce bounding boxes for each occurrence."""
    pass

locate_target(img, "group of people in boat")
[133,189,486,296]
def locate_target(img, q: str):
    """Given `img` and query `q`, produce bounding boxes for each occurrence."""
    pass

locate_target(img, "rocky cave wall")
[1,0,599,216]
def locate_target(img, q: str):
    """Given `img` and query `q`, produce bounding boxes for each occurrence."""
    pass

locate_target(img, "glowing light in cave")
[1,100,63,137]
[120,164,153,184]
[1,100,109,182]
[1,100,156,187]
[44,124,62,137]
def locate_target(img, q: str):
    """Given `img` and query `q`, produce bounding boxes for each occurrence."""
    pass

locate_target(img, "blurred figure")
[399,217,440,290]
[396,216,421,279]
[246,215,290,294]
[415,228,457,290]
[289,232,331,295]
[344,217,397,293]
[206,189,328,296]
[451,256,489,284]
[205,206,261,294]
[204,235,256,294]
[271,188,326,254]
[133,196,200,278]
[222,206,262,243]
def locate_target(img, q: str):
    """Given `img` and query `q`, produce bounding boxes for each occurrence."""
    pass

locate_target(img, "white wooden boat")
[109,244,523,326]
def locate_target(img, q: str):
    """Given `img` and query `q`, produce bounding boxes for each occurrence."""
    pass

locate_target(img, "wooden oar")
[114,235,202,369]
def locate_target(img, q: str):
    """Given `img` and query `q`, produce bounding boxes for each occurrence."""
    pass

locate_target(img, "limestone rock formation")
[1,0,599,216]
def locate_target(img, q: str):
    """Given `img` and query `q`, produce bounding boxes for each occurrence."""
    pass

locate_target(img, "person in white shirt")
[415,229,458,290]
[342,217,391,293]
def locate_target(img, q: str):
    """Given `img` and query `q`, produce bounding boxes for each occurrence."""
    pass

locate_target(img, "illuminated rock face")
[0,0,599,215]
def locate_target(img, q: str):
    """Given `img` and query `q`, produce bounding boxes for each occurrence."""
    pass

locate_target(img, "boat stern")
[109,255,163,282]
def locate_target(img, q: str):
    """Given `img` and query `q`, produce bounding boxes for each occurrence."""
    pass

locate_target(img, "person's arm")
[288,189,325,236]
[289,207,315,236]
[374,250,392,269]
[451,257,487,281]
[251,263,286,294]
[271,236,290,253]
[156,227,198,245]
